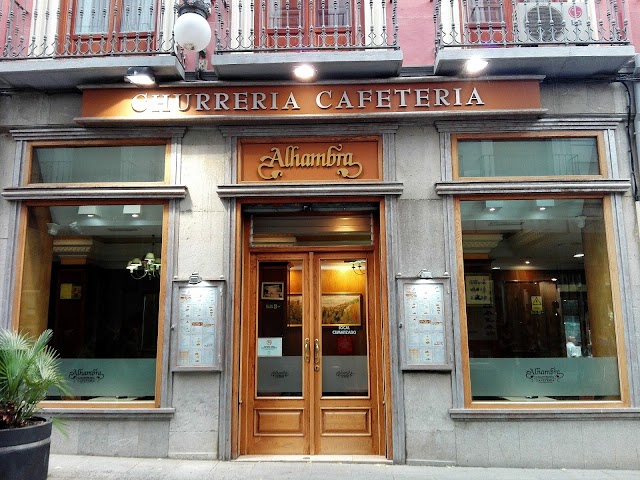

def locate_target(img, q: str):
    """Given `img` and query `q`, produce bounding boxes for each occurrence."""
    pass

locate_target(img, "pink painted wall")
[628,0,640,52]
[396,0,640,70]
[396,0,437,67]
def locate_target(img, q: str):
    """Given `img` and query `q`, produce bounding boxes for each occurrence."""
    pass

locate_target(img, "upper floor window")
[73,0,155,35]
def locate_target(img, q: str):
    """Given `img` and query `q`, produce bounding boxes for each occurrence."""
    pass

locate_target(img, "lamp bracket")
[177,0,211,18]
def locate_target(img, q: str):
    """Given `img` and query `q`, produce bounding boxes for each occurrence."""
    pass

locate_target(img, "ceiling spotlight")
[536,199,555,211]
[465,57,488,74]
[78,205,99,217]
[574,253,585,258]
[123,205,142,218]
[293,64,316,82]
[525,260,531,265]
[485,200,503,212]
[124,66,155,86]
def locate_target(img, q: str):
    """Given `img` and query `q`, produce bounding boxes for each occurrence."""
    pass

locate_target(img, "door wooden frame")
[231,198,392,458]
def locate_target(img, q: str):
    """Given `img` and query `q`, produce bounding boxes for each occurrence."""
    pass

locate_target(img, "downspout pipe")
[634,54,640,228]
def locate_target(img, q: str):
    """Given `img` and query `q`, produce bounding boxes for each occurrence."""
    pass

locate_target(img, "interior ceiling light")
[293,64,316,82]
[464,57,488,74]
[124,66,156,86]
[173,0,212,51]
[536,199,555,211]
[126,236,161,280]
[123,205,142,218]
[78,205,99,217]
[485,200,503,212]
[574,253,585,258]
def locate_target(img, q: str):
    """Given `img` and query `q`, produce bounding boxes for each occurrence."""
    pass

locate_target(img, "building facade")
[1,0,640,468]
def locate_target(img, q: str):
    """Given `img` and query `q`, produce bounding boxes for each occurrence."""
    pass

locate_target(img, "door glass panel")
[320,259,369,397]
[316,0,351,27]
[120,0,155,32]
[268,0,303,29]
[74,0,109,34]
[256,261,303,397]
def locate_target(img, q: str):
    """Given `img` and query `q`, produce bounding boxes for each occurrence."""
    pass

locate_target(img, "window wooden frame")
[452,129,629,410]
[9,134,175,410]
[455,196,628,409]
[12,199,170,409]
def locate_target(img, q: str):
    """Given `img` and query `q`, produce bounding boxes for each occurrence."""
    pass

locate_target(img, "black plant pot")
[0,418,52,480]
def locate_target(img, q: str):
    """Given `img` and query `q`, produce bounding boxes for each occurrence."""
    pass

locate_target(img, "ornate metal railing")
[0,0,398,61]
[0,0,178,59]
[210,0,398,53]
[435,0,629,49]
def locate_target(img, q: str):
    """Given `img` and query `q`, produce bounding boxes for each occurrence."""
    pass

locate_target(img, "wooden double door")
[239,251,385,455]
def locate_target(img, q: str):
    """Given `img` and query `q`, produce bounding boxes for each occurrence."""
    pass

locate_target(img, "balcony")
[0,0,402,89]
[208,0,401,79]
[434,0,636,77]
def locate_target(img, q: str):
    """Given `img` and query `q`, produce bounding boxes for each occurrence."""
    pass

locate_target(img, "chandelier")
[126,239,161,280]
[349,260,366,276]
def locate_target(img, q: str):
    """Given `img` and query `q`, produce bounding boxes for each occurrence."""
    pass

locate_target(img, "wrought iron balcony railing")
[435,0,629,49]
[0,0,398,61]
[1,0,177,59]
[210,0,398,53]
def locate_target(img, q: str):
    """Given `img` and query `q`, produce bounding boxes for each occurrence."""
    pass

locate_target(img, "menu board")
[399,281,450,370]
[171,282,224,371]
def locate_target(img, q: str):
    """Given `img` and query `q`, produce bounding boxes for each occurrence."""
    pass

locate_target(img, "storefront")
[1,76,639,467]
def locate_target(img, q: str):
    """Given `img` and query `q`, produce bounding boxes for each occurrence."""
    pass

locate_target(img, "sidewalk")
[49,454,640,480]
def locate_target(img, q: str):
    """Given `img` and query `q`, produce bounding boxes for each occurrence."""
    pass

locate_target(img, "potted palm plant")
[0,328,67,480]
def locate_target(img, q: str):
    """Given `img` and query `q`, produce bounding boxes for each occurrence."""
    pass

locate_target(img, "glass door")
[240,251,383,455]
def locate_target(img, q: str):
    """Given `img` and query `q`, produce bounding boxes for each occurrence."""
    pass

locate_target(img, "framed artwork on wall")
[321,293,362,326]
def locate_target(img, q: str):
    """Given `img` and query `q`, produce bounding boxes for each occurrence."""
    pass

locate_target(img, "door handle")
[314,339,320,364]
[304,338,310,363]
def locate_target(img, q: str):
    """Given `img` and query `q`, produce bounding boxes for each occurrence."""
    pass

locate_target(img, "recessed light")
[465,57,488,74]
[124,66,155,86]
[525,260,531,265]
[574,253,585,258]
[293,64,316,81]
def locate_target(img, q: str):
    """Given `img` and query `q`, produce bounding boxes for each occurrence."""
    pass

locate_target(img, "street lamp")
[173,0,212,52]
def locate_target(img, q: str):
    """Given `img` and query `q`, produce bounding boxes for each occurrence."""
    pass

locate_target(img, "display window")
[453,133,627,406]
[12,141,170,406]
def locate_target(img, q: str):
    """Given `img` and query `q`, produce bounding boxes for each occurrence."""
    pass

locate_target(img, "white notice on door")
[257,337,283,357]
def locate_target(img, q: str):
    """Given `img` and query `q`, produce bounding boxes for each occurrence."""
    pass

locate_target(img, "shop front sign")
[239,137,382,182]
[79,79,542,123]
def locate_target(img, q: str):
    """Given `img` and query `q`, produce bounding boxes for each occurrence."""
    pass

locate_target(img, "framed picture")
[465,275,494,306]
[261,282,284,300]
[287,294,303,327]
[321,293,362,326]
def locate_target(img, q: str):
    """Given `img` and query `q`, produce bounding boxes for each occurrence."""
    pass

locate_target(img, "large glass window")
[460,198,621,402]
[456,137,601,177]
[18,203,164,402]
